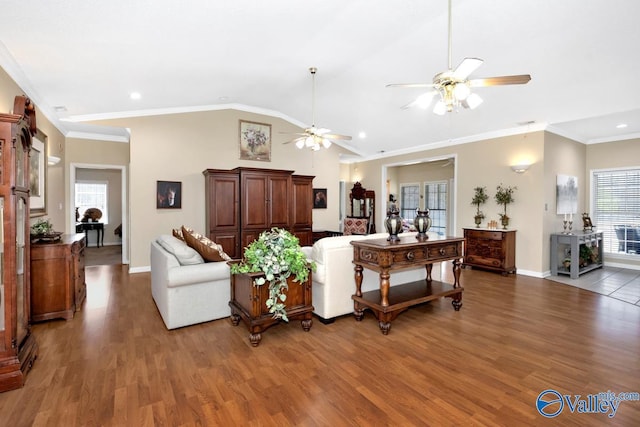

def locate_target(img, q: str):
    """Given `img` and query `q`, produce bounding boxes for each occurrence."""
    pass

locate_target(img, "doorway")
[69,163,128,265]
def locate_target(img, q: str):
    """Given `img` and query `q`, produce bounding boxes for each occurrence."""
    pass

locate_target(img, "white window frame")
[591,167,640,257]
[75,180,109,224]
[399,183,420,222]
[424,180,448,236]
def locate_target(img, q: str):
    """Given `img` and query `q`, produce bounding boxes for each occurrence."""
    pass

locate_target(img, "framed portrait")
[313,188,327,209]
[157,181,182,209]
[30,129,47,216]
[239,120,271,161]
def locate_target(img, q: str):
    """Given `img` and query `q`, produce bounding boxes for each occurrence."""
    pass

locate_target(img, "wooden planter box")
[229,268,313,346]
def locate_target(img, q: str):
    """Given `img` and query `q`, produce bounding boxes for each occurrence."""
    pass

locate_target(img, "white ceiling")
[1,0,639,160]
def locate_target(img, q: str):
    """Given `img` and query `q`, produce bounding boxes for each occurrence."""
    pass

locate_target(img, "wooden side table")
[76,221,104,247]
[351,234,464,334]
[229,268,313,346]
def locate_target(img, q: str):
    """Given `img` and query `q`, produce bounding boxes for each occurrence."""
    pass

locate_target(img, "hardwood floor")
[1,265,639,426]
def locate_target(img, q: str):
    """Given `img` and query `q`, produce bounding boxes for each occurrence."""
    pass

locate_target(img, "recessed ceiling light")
[358,131,366,139]
[218,96,229,101]
[616,123,628,129]
[130,92,141,100]
[53,105,67,112]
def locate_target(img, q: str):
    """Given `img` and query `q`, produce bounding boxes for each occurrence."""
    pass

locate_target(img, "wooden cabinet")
[31,234,87,322]
[229,269,313,346]
[0,96,39,393]
[462,228,516,275]
[204,168,314,258]
[291,175,314,246]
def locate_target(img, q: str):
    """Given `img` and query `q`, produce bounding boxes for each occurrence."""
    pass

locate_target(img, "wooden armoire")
[0,96,39,392]
[203,168,314,259]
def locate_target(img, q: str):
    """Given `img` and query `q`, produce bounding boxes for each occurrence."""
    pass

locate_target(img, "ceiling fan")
[283,67,351,150]
[387,0,531,115]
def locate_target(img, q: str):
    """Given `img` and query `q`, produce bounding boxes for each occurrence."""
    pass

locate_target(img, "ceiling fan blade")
[322,133,352,141]
[283,137,306,145]
[386,83,436,88]
[469,74,532,87]
[401,91,437,110]
[451,57,483,80]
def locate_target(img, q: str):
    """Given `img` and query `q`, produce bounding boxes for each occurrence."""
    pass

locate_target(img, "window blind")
[593,169,640,255]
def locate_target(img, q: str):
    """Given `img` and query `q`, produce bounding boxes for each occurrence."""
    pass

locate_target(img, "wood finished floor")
[1,265,639,426]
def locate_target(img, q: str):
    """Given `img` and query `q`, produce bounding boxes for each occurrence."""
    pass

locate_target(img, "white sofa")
[150,235,231,329]
[305,231,431,322]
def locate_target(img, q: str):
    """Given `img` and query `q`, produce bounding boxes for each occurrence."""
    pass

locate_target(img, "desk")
[76,222,104,247]
[351,234,464,334]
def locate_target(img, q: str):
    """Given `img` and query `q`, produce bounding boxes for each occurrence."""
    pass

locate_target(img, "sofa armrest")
[166,262,230,288]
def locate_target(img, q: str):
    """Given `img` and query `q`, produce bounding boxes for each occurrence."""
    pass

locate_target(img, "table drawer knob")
[406,251,415,261]
[439,248,446,256]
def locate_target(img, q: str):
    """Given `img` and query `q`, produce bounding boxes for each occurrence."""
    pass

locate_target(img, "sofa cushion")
[182,226,232,262]
[156,234,204,265]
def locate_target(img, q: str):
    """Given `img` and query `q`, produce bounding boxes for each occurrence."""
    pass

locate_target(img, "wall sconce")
[48,155,61,166]
[511,164,530,173]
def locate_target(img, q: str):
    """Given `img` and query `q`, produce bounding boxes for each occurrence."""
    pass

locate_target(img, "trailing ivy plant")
[230,228,316,321]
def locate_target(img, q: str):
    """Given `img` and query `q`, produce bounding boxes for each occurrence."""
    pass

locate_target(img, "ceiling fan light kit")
[283,67,351,151]
[388,0,531,115]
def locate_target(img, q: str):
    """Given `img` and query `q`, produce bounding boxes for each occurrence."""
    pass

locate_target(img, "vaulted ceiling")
[1,0,639,160]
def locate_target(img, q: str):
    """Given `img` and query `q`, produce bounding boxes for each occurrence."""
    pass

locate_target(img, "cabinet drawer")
[465,255,503,268]
[465,230,504,240]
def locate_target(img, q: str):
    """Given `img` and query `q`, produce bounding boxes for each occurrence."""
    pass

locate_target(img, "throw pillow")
[181,226,232,262]
[156,234,204,265]
[172,227,186,241]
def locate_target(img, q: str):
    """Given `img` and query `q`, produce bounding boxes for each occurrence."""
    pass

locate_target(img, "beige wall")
[94,110,347,269]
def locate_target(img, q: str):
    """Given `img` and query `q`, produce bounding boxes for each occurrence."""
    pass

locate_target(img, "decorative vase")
[474,215,483,228]
[385,210,403,242]
[501,215,509,230]
[414,209,432,240]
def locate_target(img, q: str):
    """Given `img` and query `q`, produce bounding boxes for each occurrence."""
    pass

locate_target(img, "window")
[75,181,109,223]
[400,184,420,222]
[592,169,640,255]
[424,181,447,236]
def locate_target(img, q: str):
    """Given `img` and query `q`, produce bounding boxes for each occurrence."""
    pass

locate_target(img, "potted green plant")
[230,227,316,321]
[30,217,61,242]
[495,184,517,229]
[471,186,489,227]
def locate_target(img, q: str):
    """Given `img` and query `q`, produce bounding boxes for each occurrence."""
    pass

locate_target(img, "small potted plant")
[471,186,489,227]
[495,184,517,229]
[30,218,61,242]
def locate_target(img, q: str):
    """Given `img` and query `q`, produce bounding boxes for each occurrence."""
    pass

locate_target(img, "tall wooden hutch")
[348,182,376,233]
[203,168,314,259]
[0,96,39,392]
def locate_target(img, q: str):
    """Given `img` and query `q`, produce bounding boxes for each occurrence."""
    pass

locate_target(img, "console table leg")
[380,269,390,307]
[452,297,463,311]
[230,314,241,326]
[354,264,363,297]
[426,263,433,282]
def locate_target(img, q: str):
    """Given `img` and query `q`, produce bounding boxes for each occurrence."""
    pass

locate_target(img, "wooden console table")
[351,234,464,334]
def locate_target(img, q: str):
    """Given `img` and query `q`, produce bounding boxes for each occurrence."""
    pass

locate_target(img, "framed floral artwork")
[239,120,271,161]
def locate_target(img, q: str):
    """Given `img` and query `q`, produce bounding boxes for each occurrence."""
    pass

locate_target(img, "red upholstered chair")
[343,217,369,235]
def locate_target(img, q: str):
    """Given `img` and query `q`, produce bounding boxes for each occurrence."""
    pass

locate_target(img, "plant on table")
[230,228,316,321]
[495,184,517,229]
[30,218,54,235]
[471,186,489,227]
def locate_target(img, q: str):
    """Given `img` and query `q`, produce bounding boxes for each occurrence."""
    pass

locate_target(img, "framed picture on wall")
[313,188,327,209]
[239,120,271,161]
[556,174,578,214]
[157,181,182,209]
[30,129,47,217]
